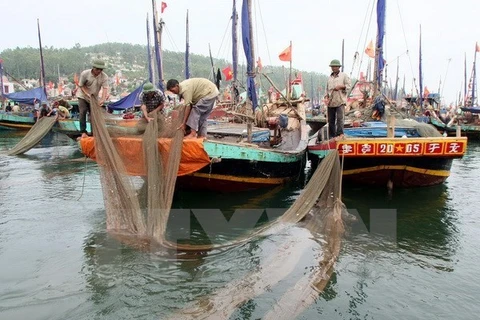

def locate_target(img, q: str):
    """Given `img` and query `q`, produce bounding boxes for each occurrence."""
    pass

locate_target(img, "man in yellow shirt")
[166,78,219,139]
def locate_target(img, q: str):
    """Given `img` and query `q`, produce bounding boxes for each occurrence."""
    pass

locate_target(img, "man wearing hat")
[77,59,109,139]
[140,82,165,122]
[325,59,351,138]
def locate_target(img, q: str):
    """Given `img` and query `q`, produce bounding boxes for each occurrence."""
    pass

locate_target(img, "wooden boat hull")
[54,118,140,139]
[80,136,306,192]
[308,137,467,188]
[0,112,35,130]
[177,147,306,192]
[305,115,327,134]
[430,116,480,139]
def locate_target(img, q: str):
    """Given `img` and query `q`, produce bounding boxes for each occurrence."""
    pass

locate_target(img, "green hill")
[0,42,327,99]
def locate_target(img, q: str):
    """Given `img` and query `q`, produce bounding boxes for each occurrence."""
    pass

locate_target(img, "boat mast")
[208,43,215,82]
[373,0,386,96]
[464,53,467,105]
[146,14,154,83]
[472,42,478,106]
[419,25,424,111]
[393,57,399,101]
[241,0,257,109]
[0,59,4,101]
[37,19,47,98]
[185,10,190,79]
[232,0,238,103]
[152,0,164,90]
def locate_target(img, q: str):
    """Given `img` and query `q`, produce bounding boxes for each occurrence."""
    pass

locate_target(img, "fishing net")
[168,151,346,319]
[90,96,186,244]
[7,116,57,156]
[90,92,345,318]
[90,97,146,235]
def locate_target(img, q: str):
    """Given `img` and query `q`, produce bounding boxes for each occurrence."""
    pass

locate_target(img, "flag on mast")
[161,2,167,13]
[278,45,292,62]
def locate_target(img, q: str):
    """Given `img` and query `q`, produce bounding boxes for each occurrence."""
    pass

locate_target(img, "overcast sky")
[1,0,479,103]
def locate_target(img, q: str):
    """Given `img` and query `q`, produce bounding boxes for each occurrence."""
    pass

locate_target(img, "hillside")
[0,42,328,99]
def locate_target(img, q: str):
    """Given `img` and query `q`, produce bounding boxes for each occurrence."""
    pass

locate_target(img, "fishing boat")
[0,110,36,130]
[307,0,468,189]
[177,0,308,191]
[53,84,143,139]
[79,0,308,192]
[0,20,49,130]
[0,86,48,130]
[426,44,480,139]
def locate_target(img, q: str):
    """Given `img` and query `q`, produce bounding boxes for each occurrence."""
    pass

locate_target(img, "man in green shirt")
[166,78,219,139]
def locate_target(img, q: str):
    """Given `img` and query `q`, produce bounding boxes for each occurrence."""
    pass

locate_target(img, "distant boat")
[53,84,143,139]
[0,20,48,130]
[0,87,47,130]
[307,0,468,189]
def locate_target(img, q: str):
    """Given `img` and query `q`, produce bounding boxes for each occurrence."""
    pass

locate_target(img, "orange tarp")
[80,137,211,176]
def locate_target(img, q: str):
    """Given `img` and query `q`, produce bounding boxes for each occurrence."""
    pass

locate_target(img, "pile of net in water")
[89,96,185,243]
[90,94,346,318]
[8,116,57,156]
[167,151,346,319]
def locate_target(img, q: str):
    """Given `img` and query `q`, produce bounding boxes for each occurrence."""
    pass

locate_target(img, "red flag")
[278,45,291,62]
[476,42,480,53]
[222,66,233,81]
[161,1,167,13]
[365,40,375,58]
[256,57,263,71]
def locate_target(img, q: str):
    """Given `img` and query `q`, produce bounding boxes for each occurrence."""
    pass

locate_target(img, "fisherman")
[325,59,351,139]
[51,100,71,119]
[139,82,165,122]
[166,78,219,139]
[77,59,109,139]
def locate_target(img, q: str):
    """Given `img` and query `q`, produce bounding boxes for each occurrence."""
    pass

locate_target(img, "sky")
[1,0,479,104]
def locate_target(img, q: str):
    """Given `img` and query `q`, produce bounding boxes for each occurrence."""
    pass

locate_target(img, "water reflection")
[343,184,458,270]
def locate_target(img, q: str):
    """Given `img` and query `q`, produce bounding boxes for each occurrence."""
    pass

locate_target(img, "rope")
[76,155,89,201]
[257,0,272,67]
[396,0,417,89]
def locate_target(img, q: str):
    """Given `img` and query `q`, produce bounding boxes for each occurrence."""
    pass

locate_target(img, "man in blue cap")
[325,59,351,138]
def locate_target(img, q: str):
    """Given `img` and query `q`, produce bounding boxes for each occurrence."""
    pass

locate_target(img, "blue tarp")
[108,84,144,111]
[460,106,480,114]
[3,87,47,105]
[241,0,258,110]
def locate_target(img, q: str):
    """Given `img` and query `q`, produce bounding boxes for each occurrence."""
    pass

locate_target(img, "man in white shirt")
[77,59,109,139]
